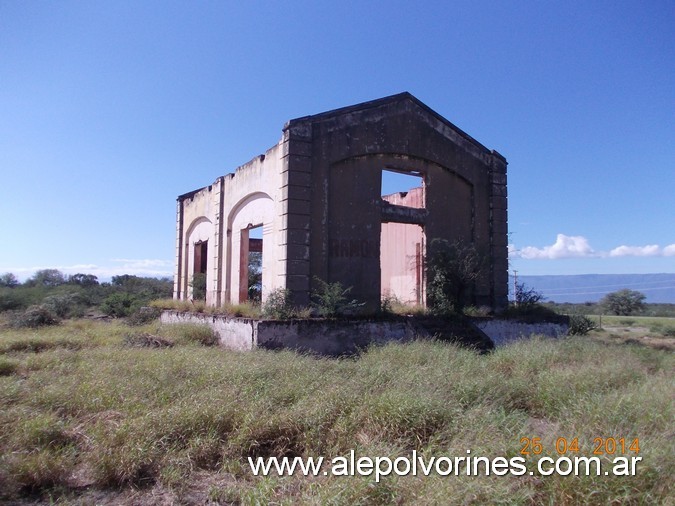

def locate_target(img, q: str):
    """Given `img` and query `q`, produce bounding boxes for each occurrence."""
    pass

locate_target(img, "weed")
[568,314,598,335]
[262,288,295,319]
[311,277,364,317]
[10,305,59,328]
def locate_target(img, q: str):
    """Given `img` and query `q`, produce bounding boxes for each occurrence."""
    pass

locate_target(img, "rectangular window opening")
[381,169,425,209]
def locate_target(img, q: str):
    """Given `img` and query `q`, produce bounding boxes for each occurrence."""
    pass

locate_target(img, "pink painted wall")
[381,187,425,305]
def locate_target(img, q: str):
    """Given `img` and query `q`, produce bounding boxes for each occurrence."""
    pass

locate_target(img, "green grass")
[0,319,673,504]
[589,314,675,328]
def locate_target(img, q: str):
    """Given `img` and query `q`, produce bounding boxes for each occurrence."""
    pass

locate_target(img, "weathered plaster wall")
[381,188,425,305]
[175,144,288,306]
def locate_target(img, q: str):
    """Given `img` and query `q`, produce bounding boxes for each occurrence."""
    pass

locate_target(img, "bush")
[514,282,544,307]
[568,314,597,336]
[311,277,364,317]
[41,292,86,318]
[426,239,483,315]
[10,306,59,328]
[100,293,141,318]
[190,273,206,301]
[126,307,162,326]
[262,288,295,319]
[0,288,23,312]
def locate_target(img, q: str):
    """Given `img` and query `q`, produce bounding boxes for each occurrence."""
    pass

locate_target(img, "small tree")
[25,269,66,287]
[515,282,544,307]
[69,273,99,287]
[0,273,19,288]
[600,289,646,316]
[426,239,483,314]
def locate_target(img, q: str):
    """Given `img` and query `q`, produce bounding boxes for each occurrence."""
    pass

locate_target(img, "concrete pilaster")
[489,150,509,310]
[279,123,313,306]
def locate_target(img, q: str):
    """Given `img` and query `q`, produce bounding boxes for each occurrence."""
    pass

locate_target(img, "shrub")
[126,307,162,326]
[190,273,207,301]
[100,293,141,318]
[568,314,597,336]
[41,292,86,318]
[0,288,23,312]
[10,306,59,328]
[262,288,295,319]
[514,282,545,307]
[311,277,364,317]
[426,239,484,314]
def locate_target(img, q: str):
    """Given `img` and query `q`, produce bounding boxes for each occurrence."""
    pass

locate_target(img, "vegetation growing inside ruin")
[425,239,483,315]
[0,317,672,504]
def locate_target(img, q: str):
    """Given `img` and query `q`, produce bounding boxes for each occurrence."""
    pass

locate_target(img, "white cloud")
[514,234,595,259]
[511,235,675,261]
[609,245,661,257]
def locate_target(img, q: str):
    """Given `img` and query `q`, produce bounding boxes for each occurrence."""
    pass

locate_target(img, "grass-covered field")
[0,318,673,505]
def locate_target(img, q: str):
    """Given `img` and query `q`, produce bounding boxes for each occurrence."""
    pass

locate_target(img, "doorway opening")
[239,224,263,303]
[192,240,208,300]
[380,223,425,306]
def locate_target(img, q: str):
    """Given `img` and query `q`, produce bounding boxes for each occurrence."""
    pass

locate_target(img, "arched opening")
[226,192,274,305]
[184,217,213,301]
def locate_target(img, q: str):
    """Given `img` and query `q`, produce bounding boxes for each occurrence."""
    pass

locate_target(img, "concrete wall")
[175,144,287,306]
[473,320,569,347]
[161,311,567,355]
[160,310,418,356]
[288,94,508,311]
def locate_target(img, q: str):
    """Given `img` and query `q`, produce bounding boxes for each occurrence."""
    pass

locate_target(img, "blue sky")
[1,0,673,281]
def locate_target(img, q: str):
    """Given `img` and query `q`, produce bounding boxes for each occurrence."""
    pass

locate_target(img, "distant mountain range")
[512,273,675,304]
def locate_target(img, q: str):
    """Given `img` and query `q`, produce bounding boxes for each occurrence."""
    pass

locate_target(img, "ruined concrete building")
[174,93,508,311]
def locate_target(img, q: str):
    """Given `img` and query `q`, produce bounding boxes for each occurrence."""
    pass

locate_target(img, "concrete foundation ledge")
[471,318,569,347]
[160,311,496,355]
[159,311,568,355]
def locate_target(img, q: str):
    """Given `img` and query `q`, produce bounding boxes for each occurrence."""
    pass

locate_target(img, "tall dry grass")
[0,319,672,504]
